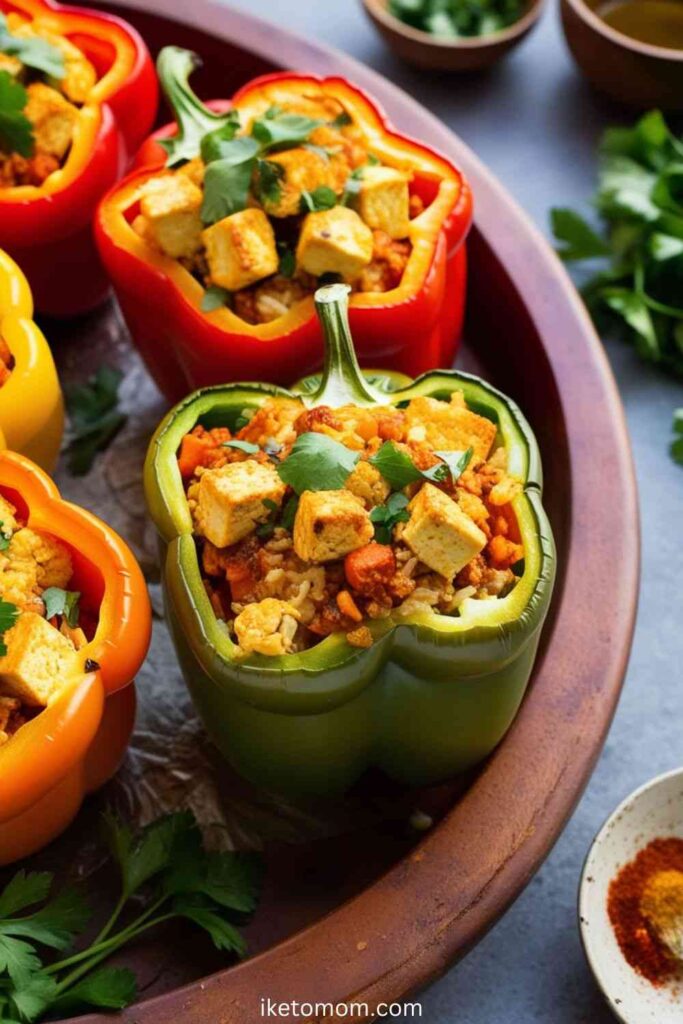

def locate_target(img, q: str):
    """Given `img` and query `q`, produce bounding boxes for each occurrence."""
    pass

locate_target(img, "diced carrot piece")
[178,433,213,478]
[224,558,256,603]
[345,542,396,595]
[487,535,523,569]
[336,589,363,623]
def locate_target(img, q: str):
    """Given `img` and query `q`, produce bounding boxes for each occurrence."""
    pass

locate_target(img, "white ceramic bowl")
[579,767,683,1023]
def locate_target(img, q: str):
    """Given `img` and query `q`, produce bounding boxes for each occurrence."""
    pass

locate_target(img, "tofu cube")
[356,165,411,239]
[24,83,78,161]
[202,208,278,292]
[296,207,373,281]
[193,460,285,548]
[233,598,301,656]
[178,157,205,188]
[293,489,373,563]
[405,394,497,462]
[0,612,80,706]
[345,460,390,508]
[403,483,486,581]
[259,147,332,218]
[140,174,204,259]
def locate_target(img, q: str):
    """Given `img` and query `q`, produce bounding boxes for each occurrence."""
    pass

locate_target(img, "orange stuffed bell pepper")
[0,249,63,471]
[0,450,151,865]
[96,47,473,402]
[0,0,157,316]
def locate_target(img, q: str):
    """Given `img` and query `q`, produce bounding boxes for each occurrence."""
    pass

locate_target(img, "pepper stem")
[308,284,385,408]
[156,47,235,167]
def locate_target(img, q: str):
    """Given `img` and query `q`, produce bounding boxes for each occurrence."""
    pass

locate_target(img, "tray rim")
[66,1,640,1019]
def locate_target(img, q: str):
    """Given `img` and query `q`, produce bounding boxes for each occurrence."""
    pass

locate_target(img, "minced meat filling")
[179,392,525,658]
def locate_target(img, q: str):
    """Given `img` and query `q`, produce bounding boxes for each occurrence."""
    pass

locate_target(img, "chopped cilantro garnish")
[0,70,32,157]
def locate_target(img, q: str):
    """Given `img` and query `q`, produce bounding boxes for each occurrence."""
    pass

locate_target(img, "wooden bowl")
[561,0,683,110]
[361,0,545,71]
[34,1,637,1020]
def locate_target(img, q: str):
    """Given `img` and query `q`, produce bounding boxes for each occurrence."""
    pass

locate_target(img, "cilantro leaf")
[0,599,19,656]
[0,888,89,952]
[280,494,299,531]
[551,208,611,261]
[7,970,57,1022]
[300,186,338,213]
[172,897,247,957]
[201,140,259,224]
[0,71,32,157]
[198,111,241,164]
[0,15,64,78]
[430,447,473,483]
[254,158,284,206]
[0,937,42,987]
[64,365,127,476]
[370,492,410,544]
[222,439,260,454]
[277,241,295,278]
[276,433,360,494]
[369,442,422,489]
[0,874,52,920]
[41,588,80,628]
[49,967,136,1013]
[201,285,230,312]
[388,0,525,37]
[250,112,322,150]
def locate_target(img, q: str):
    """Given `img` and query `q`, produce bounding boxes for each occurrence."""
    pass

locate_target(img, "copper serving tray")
[25,1,638,1019]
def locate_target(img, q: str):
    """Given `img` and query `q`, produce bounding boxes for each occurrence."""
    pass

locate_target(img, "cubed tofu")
[403,483,486,581]
[345,460,390,508]
[24,83,78,161]
[0,612,80,706]
[258,147,332,218]
[178,157,205,188]
[296,207,373,281]
[355,165,411,239]
[140,174,204,260]
[405,394,497,462]
[293,489,373,564]
[202,208,278,292]
[233,598,301,656]
[193,461,286,549]
[13,23,97,102]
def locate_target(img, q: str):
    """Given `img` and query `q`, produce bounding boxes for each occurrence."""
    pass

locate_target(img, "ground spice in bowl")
[607,837,683,985]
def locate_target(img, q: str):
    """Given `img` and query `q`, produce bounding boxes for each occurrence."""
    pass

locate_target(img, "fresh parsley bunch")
[0,811,260,1022]
[389,0,525,37]
[551,111,683,463]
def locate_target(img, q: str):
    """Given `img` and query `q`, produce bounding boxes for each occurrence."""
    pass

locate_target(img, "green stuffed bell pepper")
[145,284,556,797]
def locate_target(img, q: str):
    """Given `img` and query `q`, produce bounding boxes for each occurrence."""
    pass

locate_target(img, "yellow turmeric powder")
[640,869,683,960]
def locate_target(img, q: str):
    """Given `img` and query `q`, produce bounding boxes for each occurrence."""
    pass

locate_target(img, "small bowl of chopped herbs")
[361,0,546,71]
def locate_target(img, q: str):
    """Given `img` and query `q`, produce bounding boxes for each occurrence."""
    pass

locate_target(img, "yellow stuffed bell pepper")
[0,250,64,472]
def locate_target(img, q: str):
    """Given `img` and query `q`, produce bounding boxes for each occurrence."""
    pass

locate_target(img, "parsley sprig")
[551,110,683,463]
[369,441,472,489]
[276,433,360,493]
[370,492,410,544]
[0,70,32,157]
[0,14,64,78]
[64,365,127,476]
[0,812,260,1022]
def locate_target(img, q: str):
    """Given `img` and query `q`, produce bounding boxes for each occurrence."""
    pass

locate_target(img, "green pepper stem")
[156,47,234,166]
[309,284,385,408]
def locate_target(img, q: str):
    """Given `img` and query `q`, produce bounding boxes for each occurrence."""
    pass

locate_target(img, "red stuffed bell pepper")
[96,47,472,402]
[0,0,157,316]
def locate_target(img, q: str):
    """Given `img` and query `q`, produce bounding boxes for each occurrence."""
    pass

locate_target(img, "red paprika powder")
[607,837,683,985]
